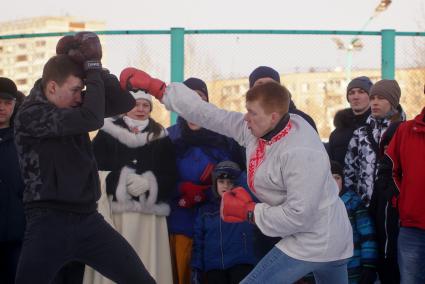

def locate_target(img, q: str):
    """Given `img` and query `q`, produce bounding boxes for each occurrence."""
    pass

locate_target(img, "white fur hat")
[130,90,152,104]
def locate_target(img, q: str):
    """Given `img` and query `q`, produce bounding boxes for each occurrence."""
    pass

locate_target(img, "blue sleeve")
[191,207,205,271]
[355,203,378,268]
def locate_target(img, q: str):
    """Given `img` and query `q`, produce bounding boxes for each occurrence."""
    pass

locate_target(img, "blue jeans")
[240,247,349,284]
[398,227,425,284]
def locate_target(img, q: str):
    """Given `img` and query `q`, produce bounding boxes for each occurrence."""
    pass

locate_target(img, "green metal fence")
[1,29,424,139]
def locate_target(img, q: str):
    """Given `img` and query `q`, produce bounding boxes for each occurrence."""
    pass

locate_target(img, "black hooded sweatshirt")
[14,71,104,213]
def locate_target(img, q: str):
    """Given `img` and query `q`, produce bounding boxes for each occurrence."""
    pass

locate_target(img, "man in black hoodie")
[14,34,155,283]
[328,76,373,167]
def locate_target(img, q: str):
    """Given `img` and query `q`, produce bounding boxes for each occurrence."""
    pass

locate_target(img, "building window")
[16,55,28,62]
[16,79,27,85]
[17,66,28,73]
[18,43,26,49]
[221,84,243,97]
[35,40,46,47]
[69,22,85,29]
[34,52,45,59]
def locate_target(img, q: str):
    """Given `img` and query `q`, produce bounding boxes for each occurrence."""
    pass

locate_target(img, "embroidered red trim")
[247,121,292,192]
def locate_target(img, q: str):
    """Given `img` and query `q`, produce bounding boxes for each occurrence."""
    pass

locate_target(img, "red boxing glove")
[119,67,166,100]
[178,182,209,208]
[221,187,255,223]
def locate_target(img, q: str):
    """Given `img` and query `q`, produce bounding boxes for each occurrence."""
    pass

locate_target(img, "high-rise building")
[0,16,105,94]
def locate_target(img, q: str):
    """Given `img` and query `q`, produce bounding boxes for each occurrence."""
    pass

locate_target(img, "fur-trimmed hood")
[101,117,167,148]
[333,108,371,129]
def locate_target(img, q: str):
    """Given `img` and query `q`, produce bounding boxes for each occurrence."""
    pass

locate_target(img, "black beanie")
[249,66,280,88]
[183,77,208,102]
[0,77,18,100]
[346,76,373,101]
[212,161,241,197]
[330,160,344,179]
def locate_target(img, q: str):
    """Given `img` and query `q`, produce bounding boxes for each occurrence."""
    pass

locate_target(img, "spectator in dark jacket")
[328,76,372,167]
[331,161,378,284]
[249,66,317,131]
[167,78,246,284]
[0,77,25,284]
[344,79,405,206]
[369,122,402,284]
[93,89,177,215]
[191,161,256,284]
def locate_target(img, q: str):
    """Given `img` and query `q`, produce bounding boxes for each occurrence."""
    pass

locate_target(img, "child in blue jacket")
[191,161,256,284]
[331,160,378,284]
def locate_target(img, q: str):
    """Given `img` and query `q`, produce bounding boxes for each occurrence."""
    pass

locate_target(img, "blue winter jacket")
[191,197,256,272]
[340,188,378,282]
[167,119,245,238]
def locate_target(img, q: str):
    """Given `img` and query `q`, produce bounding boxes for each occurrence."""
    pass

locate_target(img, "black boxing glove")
[56,32,102,71]
[56,35,79,55]
[72,32,102,71]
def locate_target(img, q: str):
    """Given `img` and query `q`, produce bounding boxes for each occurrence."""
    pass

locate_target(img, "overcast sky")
[2,0,425,31]
[2,0,425,82]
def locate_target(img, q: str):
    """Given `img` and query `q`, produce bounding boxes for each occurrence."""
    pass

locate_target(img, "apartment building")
[0,16,105,94]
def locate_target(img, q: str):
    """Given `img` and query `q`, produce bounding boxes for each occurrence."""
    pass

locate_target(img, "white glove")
[126,173,150,197]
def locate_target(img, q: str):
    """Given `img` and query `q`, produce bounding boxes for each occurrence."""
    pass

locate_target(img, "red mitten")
[177,182,209,208]
[119,67,166,100]
[221,187,255,223]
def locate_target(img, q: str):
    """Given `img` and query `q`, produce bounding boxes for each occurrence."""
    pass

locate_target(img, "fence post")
[170,27,185,125]
[381,29,395,79]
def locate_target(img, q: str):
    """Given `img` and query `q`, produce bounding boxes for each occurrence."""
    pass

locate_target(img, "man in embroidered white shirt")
[119,67,353,284]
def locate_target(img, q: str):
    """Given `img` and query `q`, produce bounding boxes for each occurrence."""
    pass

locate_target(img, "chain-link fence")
[1,29,424,139]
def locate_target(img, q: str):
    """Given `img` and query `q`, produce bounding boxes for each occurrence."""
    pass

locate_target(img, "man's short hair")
[245,81,290,115]
[42,55,84,90]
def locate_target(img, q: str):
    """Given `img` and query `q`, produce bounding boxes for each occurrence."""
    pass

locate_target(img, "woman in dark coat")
[92,90,177,283]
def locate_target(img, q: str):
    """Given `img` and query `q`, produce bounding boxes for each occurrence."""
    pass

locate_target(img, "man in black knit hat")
[328,76,373,167]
